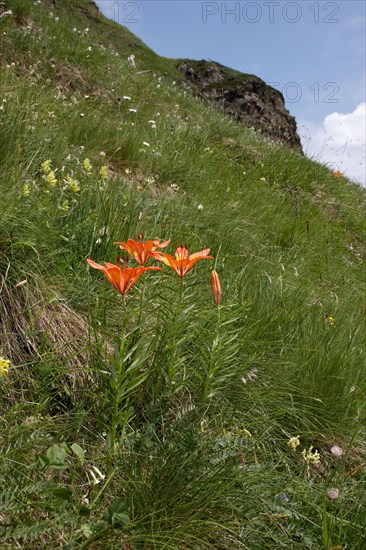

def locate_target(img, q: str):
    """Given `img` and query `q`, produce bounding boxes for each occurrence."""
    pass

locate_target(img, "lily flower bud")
[211,270,221,305]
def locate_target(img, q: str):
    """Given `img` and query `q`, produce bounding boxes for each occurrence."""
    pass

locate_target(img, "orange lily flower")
[333,170,343,178]
[153,245,213,278]
[114,236,170,266]
[87,258,161,295]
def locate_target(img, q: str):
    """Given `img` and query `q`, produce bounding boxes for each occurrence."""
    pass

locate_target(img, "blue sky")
[96,1,365,184]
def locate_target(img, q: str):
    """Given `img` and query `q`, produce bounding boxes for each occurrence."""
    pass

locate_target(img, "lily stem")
[107,295,127,475]
[202,304,221,403]
[137,280,146,331]
[168,277,184,397]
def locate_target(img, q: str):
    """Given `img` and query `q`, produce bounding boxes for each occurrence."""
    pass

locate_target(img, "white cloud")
[299,102,365,186]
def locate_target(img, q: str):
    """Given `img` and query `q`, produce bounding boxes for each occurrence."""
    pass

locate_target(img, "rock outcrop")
[177,59,303,153]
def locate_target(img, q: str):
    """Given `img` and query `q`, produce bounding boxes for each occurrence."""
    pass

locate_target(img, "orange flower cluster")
[87,236,218,298]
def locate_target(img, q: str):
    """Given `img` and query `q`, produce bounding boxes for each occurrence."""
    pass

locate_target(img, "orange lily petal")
[189,248,212,260]
[87,258,106,270]
[175,246,189,260]
[156,239,170,248]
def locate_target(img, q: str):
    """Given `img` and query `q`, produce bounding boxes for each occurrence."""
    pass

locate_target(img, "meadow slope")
[1,1,365,548]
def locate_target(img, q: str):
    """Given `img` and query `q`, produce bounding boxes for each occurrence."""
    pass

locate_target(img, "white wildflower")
[88,465,105,485]
[241,368,259,384]
[127,54,136,67]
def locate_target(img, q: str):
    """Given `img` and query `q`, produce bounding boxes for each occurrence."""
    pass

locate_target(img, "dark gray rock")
[177,59,303,153]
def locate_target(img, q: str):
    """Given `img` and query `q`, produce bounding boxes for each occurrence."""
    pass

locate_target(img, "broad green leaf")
[46,444,68,470]
[71,443,85,465]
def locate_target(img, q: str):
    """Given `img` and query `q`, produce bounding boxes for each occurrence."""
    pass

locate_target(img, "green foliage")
[1,1,365,548]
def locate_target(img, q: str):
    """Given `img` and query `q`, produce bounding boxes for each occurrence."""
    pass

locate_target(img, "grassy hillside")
[1,1,365,548]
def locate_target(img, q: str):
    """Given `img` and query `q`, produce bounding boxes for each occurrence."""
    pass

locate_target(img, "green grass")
[1,1,365,548]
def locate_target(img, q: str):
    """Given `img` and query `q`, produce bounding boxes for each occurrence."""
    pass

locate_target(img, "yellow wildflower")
[0,356,10,377]
[45,171,57,187]
[83,158,92,173]
[59,200,70,213]
[40,159,52,174]
[326,316,335,326]
[302,446,320,465]
[99,165,109,179]
[287,435,300,451]
[65,175,80,193]
[22,183,31,197]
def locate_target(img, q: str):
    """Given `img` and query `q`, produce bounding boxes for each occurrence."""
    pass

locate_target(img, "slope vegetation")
[1,1,365,548]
